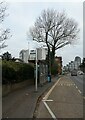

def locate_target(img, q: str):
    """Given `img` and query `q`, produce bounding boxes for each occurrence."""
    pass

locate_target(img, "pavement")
[36,75,84,119]
[2,76,58,118]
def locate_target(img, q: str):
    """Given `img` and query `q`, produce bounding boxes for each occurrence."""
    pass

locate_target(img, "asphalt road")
[69,73,84,96]
[37,75,84,119]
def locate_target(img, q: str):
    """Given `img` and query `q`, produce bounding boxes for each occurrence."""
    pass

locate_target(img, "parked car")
[71,69,77,76]
[77,70,84,75]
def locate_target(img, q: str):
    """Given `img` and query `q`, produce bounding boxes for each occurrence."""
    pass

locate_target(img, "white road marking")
[42,78,61,119]
[78,89,82,94]
[44,78,61,100]
[25,93,29,96]
[75,85,82,95]
[43,101,57,120]
[42,99,53,102]
[75,85,82,94]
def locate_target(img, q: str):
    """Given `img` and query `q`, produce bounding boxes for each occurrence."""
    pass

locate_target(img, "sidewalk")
[2,76,58,118]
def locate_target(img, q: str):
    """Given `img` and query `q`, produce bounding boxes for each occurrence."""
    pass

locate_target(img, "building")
[70,61,75,70]
[64,56,81,72]
[68,62,72,71]
[14,58,23,63]
[19,49,29,63]
[74,56,81,69]
[80,58,85,73]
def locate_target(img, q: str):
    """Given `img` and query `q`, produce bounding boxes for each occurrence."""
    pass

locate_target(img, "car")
[71,69,77,76]
[77,70,84,75]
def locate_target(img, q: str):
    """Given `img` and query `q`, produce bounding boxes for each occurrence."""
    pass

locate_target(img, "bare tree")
[0,1,10,50]
[49,13,79,63]
[29,9,79,74]
[29,9,57,74]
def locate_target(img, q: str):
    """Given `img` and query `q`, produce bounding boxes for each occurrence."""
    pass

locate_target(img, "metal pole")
[35,48,38,91]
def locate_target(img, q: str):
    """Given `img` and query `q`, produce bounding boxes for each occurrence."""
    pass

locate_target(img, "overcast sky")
[1,0,83,66]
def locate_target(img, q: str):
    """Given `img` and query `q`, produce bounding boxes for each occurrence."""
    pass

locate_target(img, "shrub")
[2,64,16,84]
[17,63,34,82]
[2,60,34,84]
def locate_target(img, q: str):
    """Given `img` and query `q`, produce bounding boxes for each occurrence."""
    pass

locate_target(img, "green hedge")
[2,60,34,84]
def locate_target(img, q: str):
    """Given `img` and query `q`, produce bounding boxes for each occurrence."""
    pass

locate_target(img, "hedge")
[2,60,34,84]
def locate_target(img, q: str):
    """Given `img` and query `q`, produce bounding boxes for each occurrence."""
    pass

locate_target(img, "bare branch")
[56,41,70,50]
[0,42,7,49]
[29,9,80,60]
[0,1,7,23]
[0,1,11,50]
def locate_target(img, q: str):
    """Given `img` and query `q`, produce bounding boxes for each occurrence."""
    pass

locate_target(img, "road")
[36,74,84,119]
[2,74,85,119]
[69,73,84,96]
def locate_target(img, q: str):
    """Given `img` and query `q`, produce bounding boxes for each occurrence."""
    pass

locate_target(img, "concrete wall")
[2,79,34,96]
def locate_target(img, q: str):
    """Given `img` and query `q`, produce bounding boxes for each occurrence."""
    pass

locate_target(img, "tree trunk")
[51,46,55,66]
[47,47,51,75]
[46,32,51,75]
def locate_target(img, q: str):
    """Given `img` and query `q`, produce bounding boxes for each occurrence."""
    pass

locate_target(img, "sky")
[1,0,83,66]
